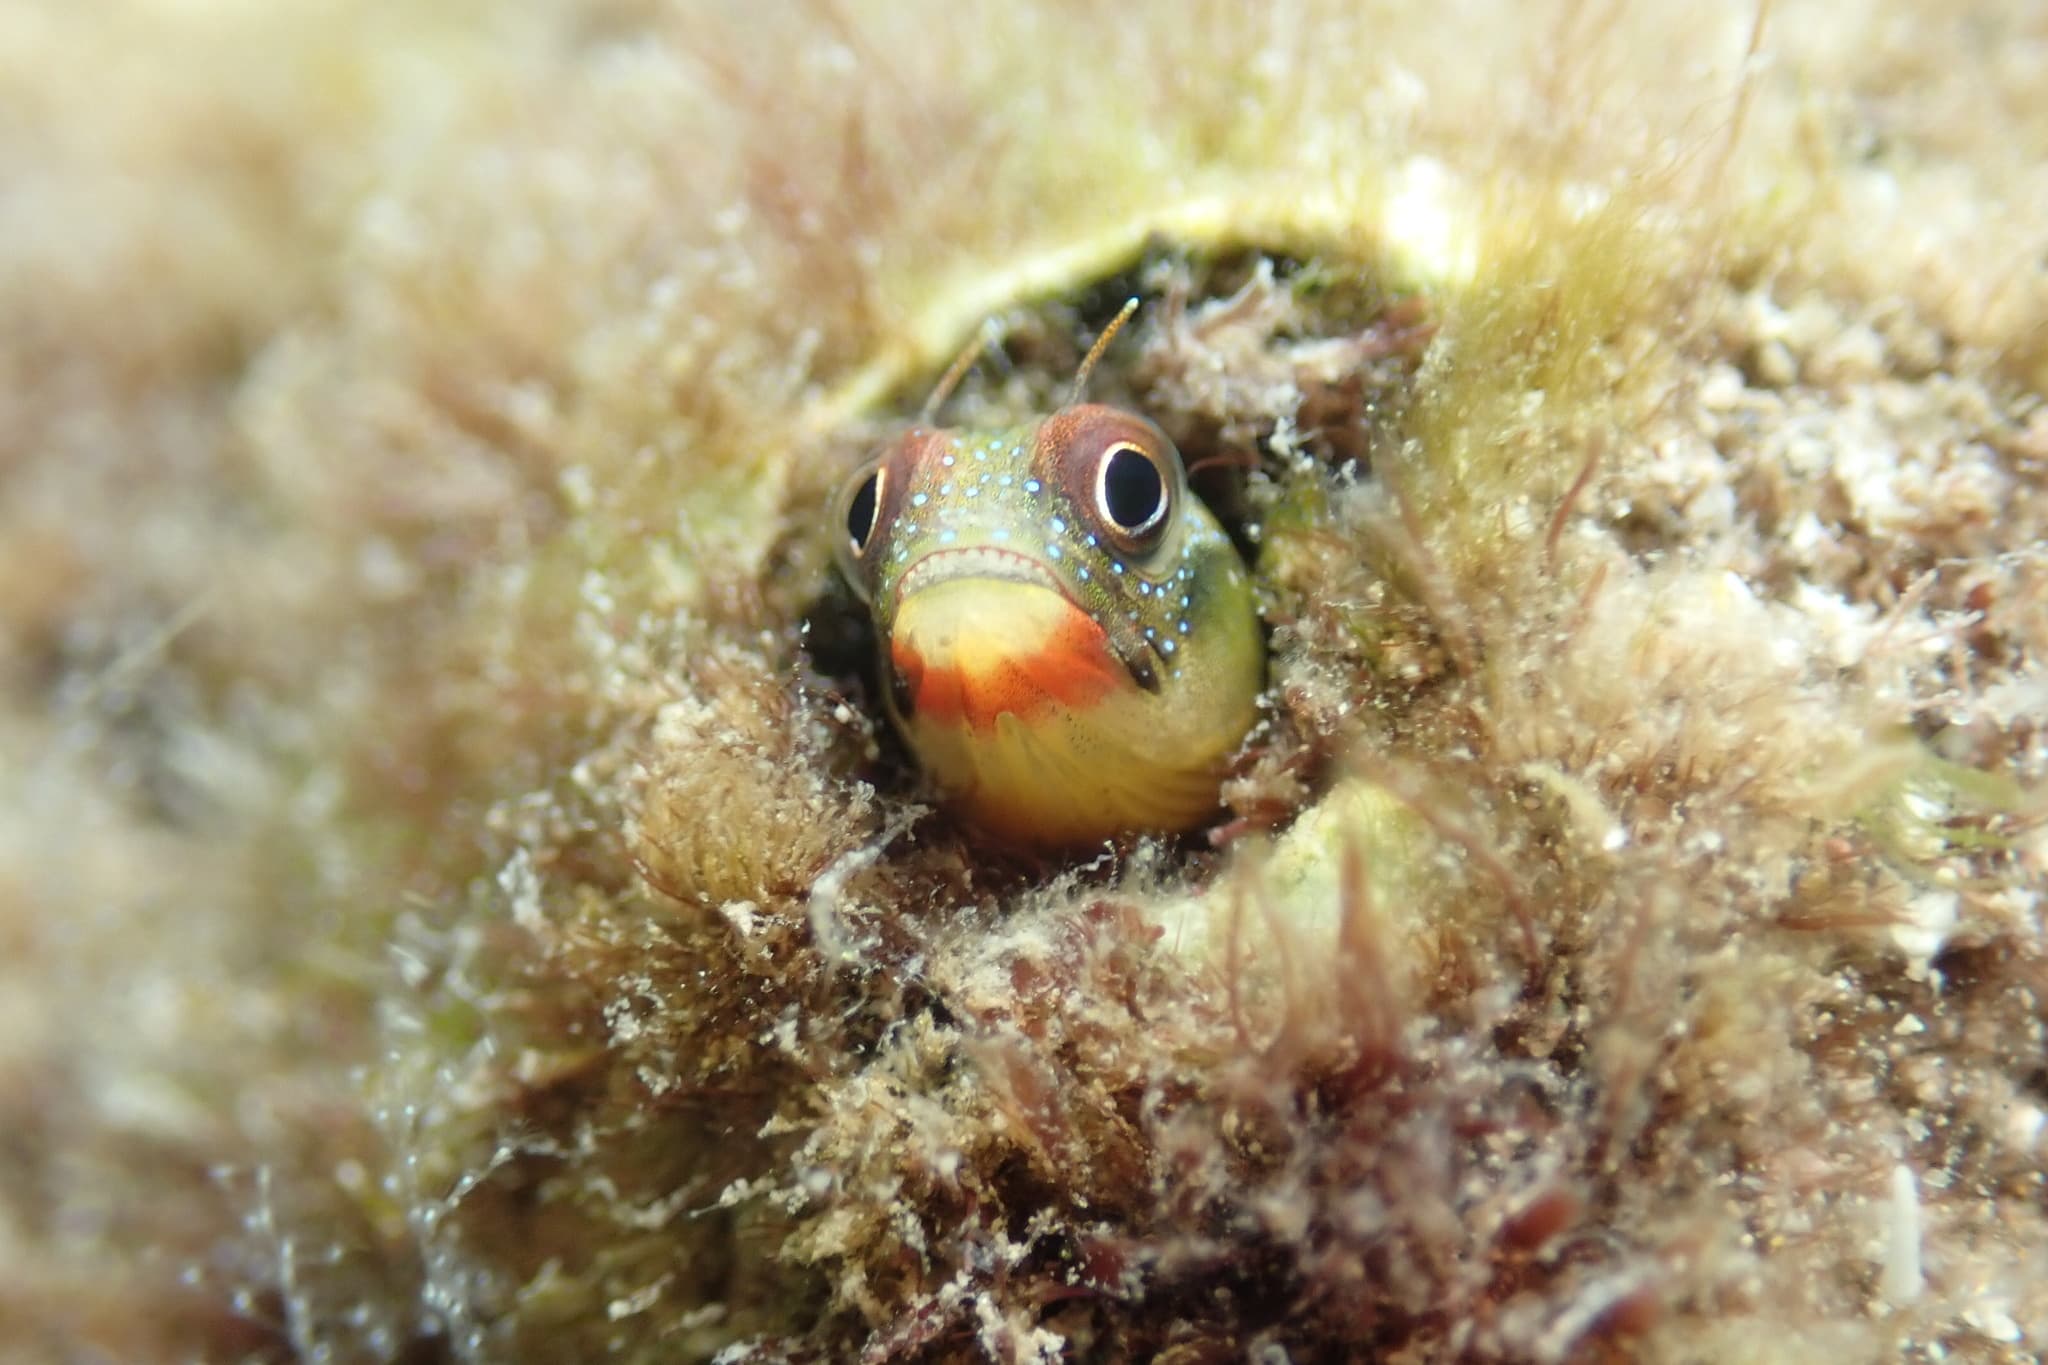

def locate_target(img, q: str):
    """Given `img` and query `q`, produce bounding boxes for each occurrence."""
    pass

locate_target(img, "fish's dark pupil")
[846,472,880,549]
[1102,447,1164,532]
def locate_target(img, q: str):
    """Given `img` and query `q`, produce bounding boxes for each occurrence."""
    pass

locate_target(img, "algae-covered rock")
[3,2,2045,1361]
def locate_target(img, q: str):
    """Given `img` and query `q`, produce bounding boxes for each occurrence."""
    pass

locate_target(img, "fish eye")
[843,464,884,556]
[1095,443,1169,543]
[835,460,886,600]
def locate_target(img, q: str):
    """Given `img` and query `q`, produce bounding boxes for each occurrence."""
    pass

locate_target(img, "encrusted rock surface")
[2,2,2043,1360]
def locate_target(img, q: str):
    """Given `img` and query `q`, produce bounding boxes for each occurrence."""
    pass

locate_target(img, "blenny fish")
[834,302,1264,847]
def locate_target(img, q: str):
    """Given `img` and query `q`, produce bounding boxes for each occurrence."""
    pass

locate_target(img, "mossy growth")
[225,207,2040,1361]
[5,5,2048,1364]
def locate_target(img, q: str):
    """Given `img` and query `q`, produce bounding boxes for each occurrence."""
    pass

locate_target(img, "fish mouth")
[891,546,1073,613]
[889,545,1163,696]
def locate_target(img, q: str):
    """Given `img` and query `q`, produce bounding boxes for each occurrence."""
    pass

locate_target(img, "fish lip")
[889,545,1075,614]
[888,544,1164,696]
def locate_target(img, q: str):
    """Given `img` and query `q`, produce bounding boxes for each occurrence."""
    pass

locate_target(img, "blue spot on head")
[1049,516,1066,534]
[1047,543,1063,560]
[1024,479,1042,494]
[911,492,928,507]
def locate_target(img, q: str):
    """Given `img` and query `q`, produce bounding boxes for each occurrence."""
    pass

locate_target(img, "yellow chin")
[886,579,1234,847]
[909,705,1232,847]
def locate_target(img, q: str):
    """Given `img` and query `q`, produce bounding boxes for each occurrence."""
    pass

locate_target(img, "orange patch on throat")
[888,580,1126,733]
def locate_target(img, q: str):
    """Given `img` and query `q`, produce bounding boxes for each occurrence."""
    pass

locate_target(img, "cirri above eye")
[828,302,1264,849]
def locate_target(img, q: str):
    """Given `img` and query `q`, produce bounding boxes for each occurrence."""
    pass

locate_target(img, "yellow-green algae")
[3,2,2048,1363]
